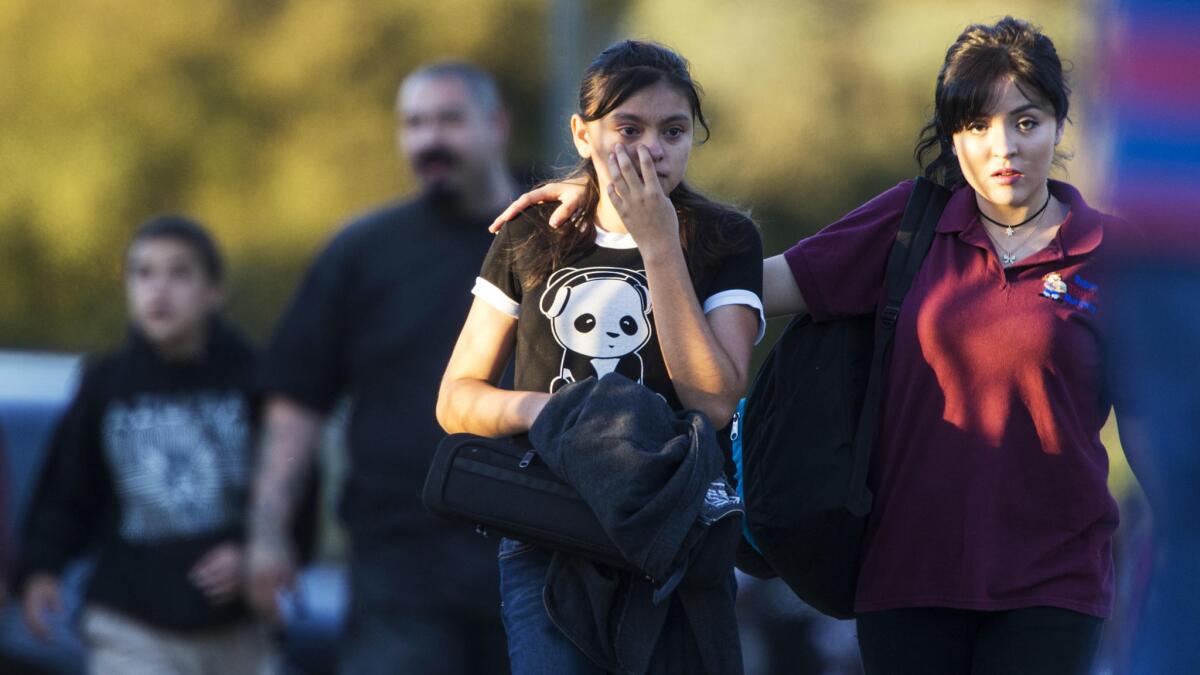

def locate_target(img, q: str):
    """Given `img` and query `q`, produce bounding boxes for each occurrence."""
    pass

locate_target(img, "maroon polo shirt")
[785,179,1123,617]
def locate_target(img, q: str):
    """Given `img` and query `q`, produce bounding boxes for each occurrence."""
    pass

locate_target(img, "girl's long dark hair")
[915,17,1071,188]
[514,40,748,289]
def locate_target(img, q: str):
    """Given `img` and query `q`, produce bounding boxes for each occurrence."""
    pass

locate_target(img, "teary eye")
[619,316,638,335]
[574,314,596,333]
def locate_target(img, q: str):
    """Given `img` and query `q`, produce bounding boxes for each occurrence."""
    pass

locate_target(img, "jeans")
[498,538,607,675]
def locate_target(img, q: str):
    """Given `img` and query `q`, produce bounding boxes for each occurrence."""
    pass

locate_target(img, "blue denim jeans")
[498,538,607,675]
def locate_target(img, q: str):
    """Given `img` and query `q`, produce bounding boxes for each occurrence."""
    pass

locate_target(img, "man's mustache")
[414,146,462,171]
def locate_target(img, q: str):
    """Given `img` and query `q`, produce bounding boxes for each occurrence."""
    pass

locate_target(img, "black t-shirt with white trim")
[474,209,763,420]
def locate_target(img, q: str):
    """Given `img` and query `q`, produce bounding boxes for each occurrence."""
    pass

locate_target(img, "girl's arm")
[609,145,758,424]
[437,298,550,437]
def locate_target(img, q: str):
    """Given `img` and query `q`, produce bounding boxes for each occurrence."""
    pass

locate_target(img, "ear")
[207,282,227,312]
[544,286,571,318]
[490,107,512,145]
[1054,120,1065,146]
[570,114,592,159]
[637,284,652,314]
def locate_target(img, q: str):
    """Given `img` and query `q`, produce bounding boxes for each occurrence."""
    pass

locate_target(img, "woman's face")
[572,81,694,195]
[952,77,1063,213]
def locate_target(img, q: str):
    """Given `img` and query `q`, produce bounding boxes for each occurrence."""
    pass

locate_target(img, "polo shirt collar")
[935,179,1104,257]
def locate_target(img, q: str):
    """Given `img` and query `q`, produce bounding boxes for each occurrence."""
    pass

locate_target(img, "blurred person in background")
[494,17,1138,675]
[13,216,284,675]
[0,422,8,607]
[1098,0,1200,672]
[245,62,517,675]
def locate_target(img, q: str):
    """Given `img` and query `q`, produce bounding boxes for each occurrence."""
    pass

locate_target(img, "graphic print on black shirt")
[473,210,765,415]
[102,392,250,542]
[14,320,277,630]
[541,266,652,392]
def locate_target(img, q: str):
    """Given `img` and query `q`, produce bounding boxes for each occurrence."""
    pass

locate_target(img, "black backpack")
[732,177,950,619]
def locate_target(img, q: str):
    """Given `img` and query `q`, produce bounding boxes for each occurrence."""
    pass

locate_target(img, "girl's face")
[572,81,694,195]
[952,77,1063,213]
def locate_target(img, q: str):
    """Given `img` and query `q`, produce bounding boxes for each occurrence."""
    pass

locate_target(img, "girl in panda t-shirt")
[437,40,763,674]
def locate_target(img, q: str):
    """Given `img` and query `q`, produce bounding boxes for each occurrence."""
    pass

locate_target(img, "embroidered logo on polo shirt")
[1040,272,1098,314]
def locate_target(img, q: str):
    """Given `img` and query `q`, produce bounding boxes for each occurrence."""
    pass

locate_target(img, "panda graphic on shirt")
[539,266,652,392]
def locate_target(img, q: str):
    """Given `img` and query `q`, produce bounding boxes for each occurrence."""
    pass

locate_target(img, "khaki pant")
[82,606,276,675]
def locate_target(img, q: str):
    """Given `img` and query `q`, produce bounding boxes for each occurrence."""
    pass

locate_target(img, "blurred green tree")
[0,0,553,348]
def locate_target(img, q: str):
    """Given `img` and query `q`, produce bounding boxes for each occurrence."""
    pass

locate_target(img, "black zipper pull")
[518,450,536,469]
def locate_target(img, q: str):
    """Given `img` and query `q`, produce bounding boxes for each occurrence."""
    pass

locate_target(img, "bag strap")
[845,177,951,516]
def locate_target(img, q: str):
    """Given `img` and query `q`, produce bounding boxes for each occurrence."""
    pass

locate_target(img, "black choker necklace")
[979,189,1052,237]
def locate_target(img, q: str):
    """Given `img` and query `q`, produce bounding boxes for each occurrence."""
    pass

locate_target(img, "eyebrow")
[612,112,692,125]
[1006,103,1045,116]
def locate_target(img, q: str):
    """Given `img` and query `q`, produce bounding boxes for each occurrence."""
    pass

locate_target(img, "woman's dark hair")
[515,40,745,288]
[128,214,223,283]
[915,17,1070,188]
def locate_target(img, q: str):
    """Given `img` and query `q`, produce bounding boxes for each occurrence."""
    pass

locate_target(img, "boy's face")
[126,238,221,352]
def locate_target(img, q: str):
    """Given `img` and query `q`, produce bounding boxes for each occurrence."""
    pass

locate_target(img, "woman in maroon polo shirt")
[764,18,1127,674]
[490,16,1128,675]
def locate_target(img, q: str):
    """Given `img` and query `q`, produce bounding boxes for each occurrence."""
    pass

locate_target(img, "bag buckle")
[881,303,901,327]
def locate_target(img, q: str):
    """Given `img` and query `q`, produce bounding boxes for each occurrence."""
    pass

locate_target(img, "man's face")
[397,75,504,199]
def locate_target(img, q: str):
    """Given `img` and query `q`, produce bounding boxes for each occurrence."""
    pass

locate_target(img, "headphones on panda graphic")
[539,267,652,319]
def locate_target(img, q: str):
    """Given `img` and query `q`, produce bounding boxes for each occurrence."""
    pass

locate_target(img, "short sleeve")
[472,218,525,318]
[260,233,352,414]
[700,215,766,344]
[782,181,914,322]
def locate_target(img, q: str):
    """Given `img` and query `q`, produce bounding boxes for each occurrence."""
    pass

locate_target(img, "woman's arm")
[489,179,588,233]
[763,254,808,318]
[489,178,811,322]
[608,145,758,424]
[437,298,550,437]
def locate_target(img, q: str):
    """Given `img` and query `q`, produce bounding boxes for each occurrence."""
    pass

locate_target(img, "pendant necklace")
[991,210,1044,267]
[979,189,1052,237]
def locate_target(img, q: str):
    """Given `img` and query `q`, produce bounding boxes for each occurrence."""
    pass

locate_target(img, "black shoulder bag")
[422,433,631,570]
[733,177,950,619]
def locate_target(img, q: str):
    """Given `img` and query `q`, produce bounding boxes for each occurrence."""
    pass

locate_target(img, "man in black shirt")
[246,62,517,675]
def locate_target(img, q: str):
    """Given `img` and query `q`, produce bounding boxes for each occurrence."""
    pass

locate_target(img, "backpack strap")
[845,177,951,516]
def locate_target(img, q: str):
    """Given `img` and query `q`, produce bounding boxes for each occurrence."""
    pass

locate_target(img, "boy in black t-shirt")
[15,216,278,675]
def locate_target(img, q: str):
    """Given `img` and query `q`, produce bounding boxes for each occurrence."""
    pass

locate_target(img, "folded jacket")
[530,374,744,675]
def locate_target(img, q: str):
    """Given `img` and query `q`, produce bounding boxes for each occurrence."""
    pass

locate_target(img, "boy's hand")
[189,541,243,606]
[21,573,63,642]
